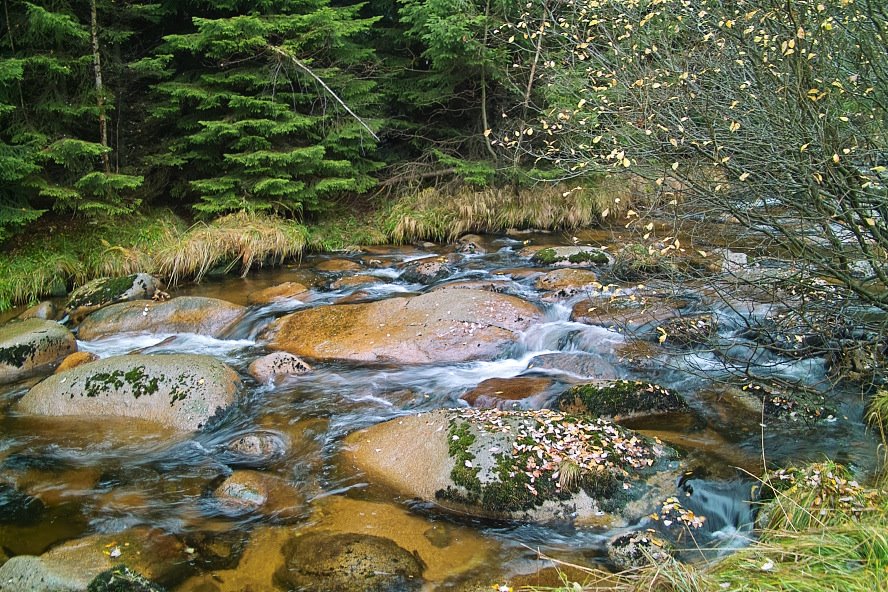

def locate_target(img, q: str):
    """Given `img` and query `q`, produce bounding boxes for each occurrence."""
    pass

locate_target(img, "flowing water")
[0,230,880,590]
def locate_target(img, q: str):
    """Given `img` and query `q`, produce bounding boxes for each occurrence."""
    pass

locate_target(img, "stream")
[0,228,880,590]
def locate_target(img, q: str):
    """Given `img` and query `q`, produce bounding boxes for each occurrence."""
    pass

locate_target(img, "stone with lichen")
[342,409,680,525]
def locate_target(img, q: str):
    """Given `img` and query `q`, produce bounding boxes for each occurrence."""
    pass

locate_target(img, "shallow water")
[0,229,880,589]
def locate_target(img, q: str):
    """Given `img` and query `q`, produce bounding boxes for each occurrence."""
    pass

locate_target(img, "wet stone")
[315,258,363,272]
[607,530,672,570]
[87,566,167,592]
[400,257,455,285]
[461,376,554,409]
[54,351,99,374]
[213,470,304,519]
[248,352,311,384]
[223,433,287,467]
[0,482,45,525]
[247,282,309,305]
[274,532,424,592]
[17,301,57,321]
[526,353,619,380]
[0,318,77,385]
[66,273,158,322]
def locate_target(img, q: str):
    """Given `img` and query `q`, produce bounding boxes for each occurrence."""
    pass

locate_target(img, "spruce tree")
[140,0,381,217]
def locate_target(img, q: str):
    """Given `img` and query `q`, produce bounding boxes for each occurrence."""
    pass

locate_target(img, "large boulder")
[15,354,241,431]
[77,297,245,340]
[274,532,424,592]
[65,274,158,322]
[265,288,541,364]
[0,527,187,592]
[0,319,77,385]
[342,409,679,525]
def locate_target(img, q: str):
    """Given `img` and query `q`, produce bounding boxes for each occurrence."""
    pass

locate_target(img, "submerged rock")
[15,354,241,431]
[248,352,311,384]
[77,296,245,340]
[315,258,363,272]
[607,530,672,570]
[247,282,309,305]
[0,482,45,525]
[570,294,687,331]
[265,288,540,364]
[274,532,424,592]
[0,318,77,385]
[66,274,158,322]
[556,380,689,420]
[526,353,619,380]
[461,376,555,409]
[0,526,187,592]
[342,409,678,525]
[213,470,304,519]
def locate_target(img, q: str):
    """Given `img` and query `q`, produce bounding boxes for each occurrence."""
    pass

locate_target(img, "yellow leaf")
[832,154,841,164]
[697,250,708,257]
[671,162,679,171]
[601,208,610,218]
[865,218,876,226]
[645,222,654,231]
[483,129,492,137]
[739,172,750,181]
[622,157,631,167]
[729,121,741,132]
[800,143,809,152]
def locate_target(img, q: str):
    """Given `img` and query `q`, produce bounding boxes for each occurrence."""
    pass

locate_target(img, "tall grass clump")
[0,210,183,310]
[156,212,308,285]
[381,177,631,243]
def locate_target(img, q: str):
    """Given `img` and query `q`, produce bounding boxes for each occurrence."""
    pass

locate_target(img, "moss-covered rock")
[273,532,424,592]
[653,314,716,347]
[342,409,679,525]
[557,380,689,420]
[400,257,455,285]
[66,273,158,322]
[0,318,77,385]
[76,296,245,340]
[612,243,678,280]
[529,246,609,267]
[15,354,241,431]
[607,530,673,570]
[570,294,687,332]
[87,566,167,592]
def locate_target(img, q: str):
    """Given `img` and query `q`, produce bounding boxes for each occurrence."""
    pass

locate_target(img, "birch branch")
[267,45,379,141]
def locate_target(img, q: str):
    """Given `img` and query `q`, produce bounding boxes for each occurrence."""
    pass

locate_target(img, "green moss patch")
[558,380,688,418]
[436,408,670,515]
[742,382,837,423]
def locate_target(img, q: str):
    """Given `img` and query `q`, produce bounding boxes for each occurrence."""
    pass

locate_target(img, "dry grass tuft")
[156,212,308,285]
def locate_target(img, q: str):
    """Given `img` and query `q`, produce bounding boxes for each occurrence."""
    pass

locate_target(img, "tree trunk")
[90,0,110,174]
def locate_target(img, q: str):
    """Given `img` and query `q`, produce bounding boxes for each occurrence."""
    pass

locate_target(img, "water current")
[0,230,880,590]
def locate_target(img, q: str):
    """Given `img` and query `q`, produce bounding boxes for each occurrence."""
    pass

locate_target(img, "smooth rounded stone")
[0,318,77,385]
[77,297,245,340]
[17,301,57,321]
[273,532,424,592]
[399,257,455,285]
[534,269,599,296]
[330,274,384,290]
[526,353,619,380]
[15,354,241,431]
[461,377,555,409]
[308,496,493,582]
[66,273,158,322]
[315,258,363,272]
[87,566,167,592]
[0,482,45,525]
[265,288,541,364]
[214,470,304,519]
[54,351,99,374]
[607,530,672,570]
[247,282,309,305]
[248,352,311,384]
[429,279,510,293]
[0,526,187,592]
[556,380,689,420]
[223,432,287,467]
[521,245,610,267]
[342,409,679,525]
[570,294,686,331]
[455,234,486,255]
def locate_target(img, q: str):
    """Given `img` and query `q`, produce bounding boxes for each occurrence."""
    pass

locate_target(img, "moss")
[532,248,560,265]
[446,420,481,495]
[83,366,160,399]
[0,342,38,367]
[559,380,688,417]
[567,250,609,265]
[67,274,140,311]
[87,565,166,592]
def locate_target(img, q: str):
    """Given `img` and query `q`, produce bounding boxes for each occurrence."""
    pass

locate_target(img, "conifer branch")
[267,45,379,141]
